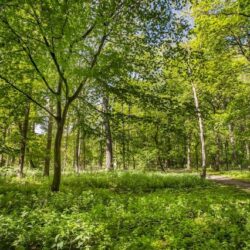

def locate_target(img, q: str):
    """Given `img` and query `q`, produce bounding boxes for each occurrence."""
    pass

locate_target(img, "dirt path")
[207,175,250,192]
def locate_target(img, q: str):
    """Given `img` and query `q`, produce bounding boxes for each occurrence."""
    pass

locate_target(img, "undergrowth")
[0,172,249,249]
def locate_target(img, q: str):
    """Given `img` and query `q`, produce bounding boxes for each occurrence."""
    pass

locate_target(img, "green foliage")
[0,172,250,249]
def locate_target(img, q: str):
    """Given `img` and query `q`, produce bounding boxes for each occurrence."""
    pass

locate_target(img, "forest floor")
[0,172,250,249]
[207,175,250,192]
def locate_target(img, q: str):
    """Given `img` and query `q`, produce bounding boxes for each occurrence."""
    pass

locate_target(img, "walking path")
[207,175,250,192]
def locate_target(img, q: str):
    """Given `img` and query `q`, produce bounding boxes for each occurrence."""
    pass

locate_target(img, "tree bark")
[246,142,250,168]
[51,102,69,192]
[195,142,199,170]
[102,95,113,171]
[82,133,86,170]
[18,100,30,177]
[98,135,104,169]
[191,83,206,178]
[225,140,229,171]
[63,119,70,172]
[0,154,4,167]
[5,155,10,168]
[228,124,236,166]
[0,126,7,167]
[74,126,81,174]
[51,121,64,191]
[44,108,53,176]
[186,137,191,170]
[132,156,136,170]
[213,133,221,171]
[121,103,127,170]
[127,105,131,169]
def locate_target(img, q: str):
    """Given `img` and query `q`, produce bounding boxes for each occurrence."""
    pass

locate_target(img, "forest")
[0,0,249,249]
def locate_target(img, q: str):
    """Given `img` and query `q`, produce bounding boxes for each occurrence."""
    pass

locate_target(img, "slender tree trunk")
[121,103,127,170]
[10,154,15,166]
[81,132,87,171]
[195,142,199,170]
[0,126,7,167]
[132,156,136,170]
[191,83,206,178]
[225,140,229,171]
[154,125,165,171]
[102,95,113,171]
[228,124,236,166]
[63,119,70,172]
[5,155,10,167]
[215,134,221,171]
[44,109,53,176]
[74,126,81,174]
[98,136,104,169]
[0,154,4,167]
[246,142,250,168]
[18,100,30,177]
[114,141,118,169]
[28,122,36,169]
[127,105,131,169]
[186,137,191,170]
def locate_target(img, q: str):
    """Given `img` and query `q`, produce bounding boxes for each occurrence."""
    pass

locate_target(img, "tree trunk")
[51,101,69,192]
[74,126,81,174]
[51,120,64,191]
[127,105,131,169]
[225,140,229,171]
[0,126,7,167]
[246,142,250,168]
[102,95,113,171]
[98,136,104,169]
[27,122,36,169]
[121,103,127,170]
[186,137,191,170]
[18,100,30,177]
[5,155,10,168]
[0,154,4,167]
[228,124,236,166]
[44,110,53,176]
[132,156,136,170]
[63,119,70,172]
[191,83,206,178]
[195,142,199,170]
[214,134,221,171]
[82,134,86,170]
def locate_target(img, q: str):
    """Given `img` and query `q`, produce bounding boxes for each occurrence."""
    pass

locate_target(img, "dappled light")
[0,0,249,249]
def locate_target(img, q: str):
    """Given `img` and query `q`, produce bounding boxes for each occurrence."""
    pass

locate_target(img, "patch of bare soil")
[207,175,250,192]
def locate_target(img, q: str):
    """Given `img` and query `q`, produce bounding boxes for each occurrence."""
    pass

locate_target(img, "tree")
[0,0,185,190]
[43,98,53,176]
[192,0,250,62]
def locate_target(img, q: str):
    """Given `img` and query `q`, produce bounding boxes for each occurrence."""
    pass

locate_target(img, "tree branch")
[0,17,58,95]
[0,74,57,119]
[69,33,109,103]
[230,31,250,62]
[221,12,250,18]
[29,4,70,97]
[201,10,250,18]
[69,23,96,55]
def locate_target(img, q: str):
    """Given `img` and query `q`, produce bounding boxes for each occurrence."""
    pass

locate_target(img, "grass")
[0,172,250,249]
